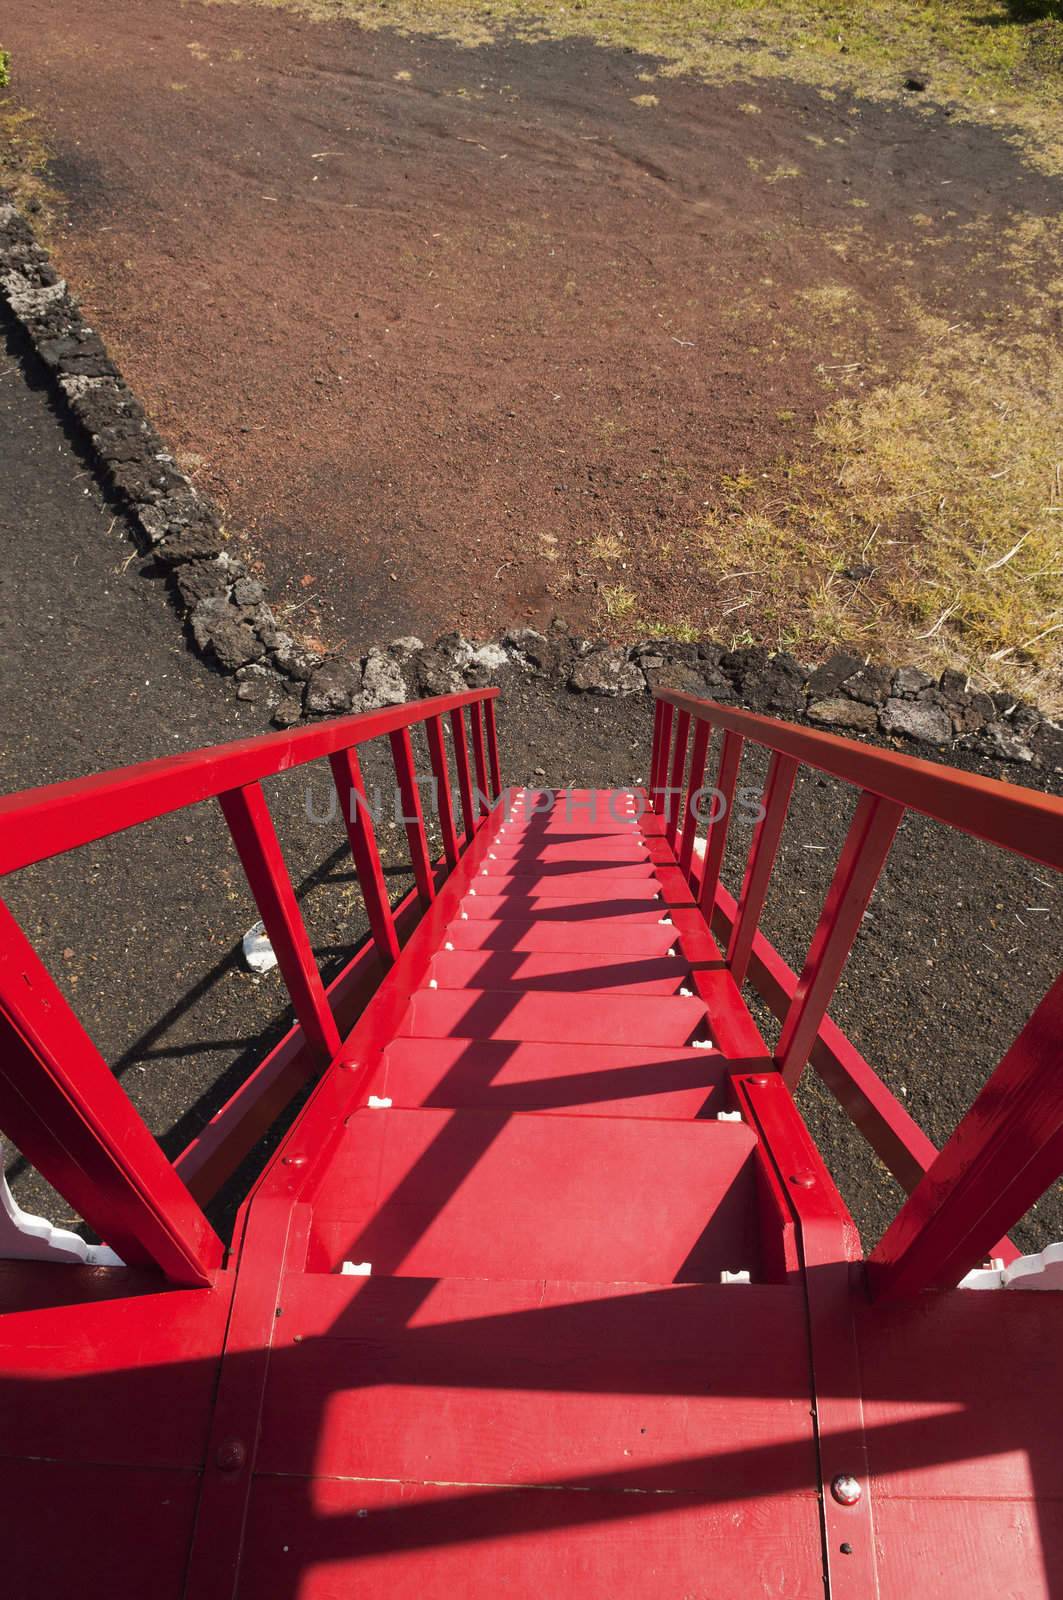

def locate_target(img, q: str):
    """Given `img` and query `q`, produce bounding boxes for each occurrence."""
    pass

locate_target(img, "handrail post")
[869,975,1063,1298]
[727,753,799,986]
[484,696,503,799]
[697,730,744,917]
[651,700,674,816]
[426,715,460,869]
[389,727,436,910]
[0,898,223,1285]
[665,710,691,848]
[678,718,711,883]
[329,747,401,967]
[449,707,476,842]
[776,791,904,1089]
[220,782,342,1061]
[469,701,490,818]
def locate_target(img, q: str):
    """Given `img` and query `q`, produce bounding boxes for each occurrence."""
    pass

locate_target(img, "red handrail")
[651,689,1063,1291]
[0,690,501,1284]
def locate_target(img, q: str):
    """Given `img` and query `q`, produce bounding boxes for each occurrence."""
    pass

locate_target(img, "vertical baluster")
[678,718,711,882]
[329,747,401,966]
[484,696,503,798]
[449,706,476,843]
[651,701,674,817]
[777,791,904,1089]
[727,753,800,986]
[665,710,691,848]
[0,898,222,1285]
[389,727,435,909]
[697,730,745,918]
[870,974,1063,1298]
[649,699,666,807]
[426,714,460,869]
[469,701,490,818]
[220,782,341,1059]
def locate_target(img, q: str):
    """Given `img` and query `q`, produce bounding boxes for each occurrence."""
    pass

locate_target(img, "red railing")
[0,690,501,1286]
[650,690,1063,1298]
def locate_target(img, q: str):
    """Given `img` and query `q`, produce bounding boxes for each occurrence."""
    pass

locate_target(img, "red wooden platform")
[2,690,1061,1599]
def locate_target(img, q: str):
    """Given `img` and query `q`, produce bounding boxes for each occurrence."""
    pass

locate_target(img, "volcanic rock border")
[2,191,1060,774]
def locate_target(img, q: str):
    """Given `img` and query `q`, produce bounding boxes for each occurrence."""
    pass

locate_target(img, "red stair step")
[426,950,689,995]
[468,875,661,899]
[487,838,650,863]
[379,1038,729,1117]
[457,896,672,923]
[442,917,679,956]
[396,988,708,1045]
[475,858,656,879]
[309,1107,761,1281]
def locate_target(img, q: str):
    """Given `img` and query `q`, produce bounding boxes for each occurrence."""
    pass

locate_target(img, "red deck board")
[241,1476,824,1600]
[426,950,690,994]
[256,1273,817,1488]
[442,917,680,956]
[395,988,708,1045]
[873,1497,1051,1599]
[0,1260,232,1468]
[378,1038,729,1116]
[4,1458,201,1599]
[855,1290,1063,1500]
[245,1269,821,1595]
[308,1107,761,1281]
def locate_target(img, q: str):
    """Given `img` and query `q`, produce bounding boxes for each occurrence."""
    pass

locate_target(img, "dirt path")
[4,0,1061,663]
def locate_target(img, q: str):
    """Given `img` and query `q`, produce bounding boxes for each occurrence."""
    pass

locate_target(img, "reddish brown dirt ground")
[4,0,1061,650]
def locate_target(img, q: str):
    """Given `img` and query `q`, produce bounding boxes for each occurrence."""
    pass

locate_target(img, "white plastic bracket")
[1,1141,123,1267]
[961,1242,1063,1291]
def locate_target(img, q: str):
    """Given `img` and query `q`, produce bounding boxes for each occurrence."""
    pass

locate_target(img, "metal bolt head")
[831,1473,862,1506]
[789,1171,816,1189]
[216,1439,247,1473]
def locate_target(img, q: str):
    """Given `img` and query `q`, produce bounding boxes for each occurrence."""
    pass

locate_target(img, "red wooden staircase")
[1,689,1061,1599]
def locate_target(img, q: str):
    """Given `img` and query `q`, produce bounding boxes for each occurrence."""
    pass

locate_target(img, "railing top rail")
[0,689,499,876]
[654,689,1063,871]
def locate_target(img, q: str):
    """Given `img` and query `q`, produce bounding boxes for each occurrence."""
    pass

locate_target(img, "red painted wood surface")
[220,782,342,1061]
[389,725,436,908]
[427,948,690,993]
[727,751,798,985]
[396,989,709,1045]
[698,728,744,915]
[3,700,1062,1600]
[441,915,679,954]
[870,974,1063,1298]
[0,899,223,1284]
[330,745,401,966]
[378,1037,729,1116]
[776,791,903,1088]
[309,1107,760,1280]
[655,689,1063,869]
[0,689,499,874]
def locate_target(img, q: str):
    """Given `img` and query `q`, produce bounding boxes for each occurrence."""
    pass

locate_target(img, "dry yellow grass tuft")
[702,312,1063,708]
